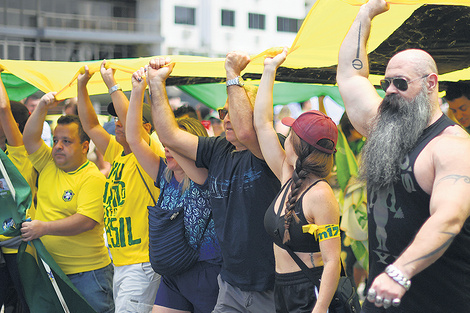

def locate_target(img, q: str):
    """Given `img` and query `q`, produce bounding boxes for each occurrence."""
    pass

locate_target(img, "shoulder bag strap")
[135,164,158,206]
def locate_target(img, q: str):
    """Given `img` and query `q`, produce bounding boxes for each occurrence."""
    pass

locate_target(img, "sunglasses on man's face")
[380,74,430,92]
[218,108,228,120]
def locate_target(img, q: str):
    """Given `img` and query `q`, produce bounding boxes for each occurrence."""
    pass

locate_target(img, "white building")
[1,0,308,60]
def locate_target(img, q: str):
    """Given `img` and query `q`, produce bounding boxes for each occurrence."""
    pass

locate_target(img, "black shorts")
[274,266,323,313]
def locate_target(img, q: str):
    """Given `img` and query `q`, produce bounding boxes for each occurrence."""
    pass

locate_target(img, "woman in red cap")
[254,47,341,313]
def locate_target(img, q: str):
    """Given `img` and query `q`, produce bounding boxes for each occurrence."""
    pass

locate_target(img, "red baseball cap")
[281,110,338,154]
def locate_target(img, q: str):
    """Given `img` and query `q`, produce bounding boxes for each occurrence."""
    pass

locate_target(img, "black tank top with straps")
[264,179,324,253]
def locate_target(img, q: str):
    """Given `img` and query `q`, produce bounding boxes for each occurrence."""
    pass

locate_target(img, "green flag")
[18,239,97,313]
[0,149,31,237]
[334,126,359,192]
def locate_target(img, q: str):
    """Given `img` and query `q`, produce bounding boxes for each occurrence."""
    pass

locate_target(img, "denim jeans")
[68,263,114,313]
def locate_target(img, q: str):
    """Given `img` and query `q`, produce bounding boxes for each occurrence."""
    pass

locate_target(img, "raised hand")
[363,0,390,18]
[100,60,117,88]
[131,66,148,90]
[263,47,288,71]
[77,65,93,86]
[147,57,174,84]
[39,92,59,110]
[225,51,250,78]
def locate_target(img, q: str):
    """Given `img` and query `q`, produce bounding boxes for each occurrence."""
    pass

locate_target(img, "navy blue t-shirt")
[196,135,282,291]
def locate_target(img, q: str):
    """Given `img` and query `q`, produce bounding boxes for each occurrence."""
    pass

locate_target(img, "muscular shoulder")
[416,126,470,192]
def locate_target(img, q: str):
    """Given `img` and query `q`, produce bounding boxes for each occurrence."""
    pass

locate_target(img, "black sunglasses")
[218,108,228,120]
[380,74,430,92]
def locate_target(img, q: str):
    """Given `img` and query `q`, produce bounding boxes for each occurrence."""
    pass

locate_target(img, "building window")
[277,17,302,33]
[175,6,196,25]
[221,9,235,27]
[248,13,265,30]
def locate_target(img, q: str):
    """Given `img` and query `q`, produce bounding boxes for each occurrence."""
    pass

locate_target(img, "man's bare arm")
[147,58,199,161]
[23,92,59,155]
[77,65,111,155]
[21,213,97,241]
[0,74,22,146]
[369,136,470,303]
[337,0,388,137]
[225,51,263,158]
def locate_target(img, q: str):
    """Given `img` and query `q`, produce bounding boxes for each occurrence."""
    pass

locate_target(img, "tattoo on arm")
[437,175,470,185]
[352,22,363,70]
[405,232,456,266]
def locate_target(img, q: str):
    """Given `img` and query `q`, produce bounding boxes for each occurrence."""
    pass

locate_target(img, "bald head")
[388,49,438,77]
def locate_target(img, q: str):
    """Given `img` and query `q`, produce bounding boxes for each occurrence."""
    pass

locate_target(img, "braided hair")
[283,132,335,244]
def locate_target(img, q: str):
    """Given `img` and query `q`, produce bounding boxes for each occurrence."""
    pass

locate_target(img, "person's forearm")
[148,79,181,147]
[315,260,340,312]
[392,214,462,280]
[23,102,48,154]
[337,5,373,81]
[127,86,148,146]
[0,78,23,146]
[77,81,101,132]
[254,67,276,130]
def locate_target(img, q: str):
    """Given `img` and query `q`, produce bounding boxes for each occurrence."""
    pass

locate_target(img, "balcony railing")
[0,8,158,33]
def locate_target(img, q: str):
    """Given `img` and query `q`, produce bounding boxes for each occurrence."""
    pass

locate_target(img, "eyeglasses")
[380,74,430,92]
[113,116,119,122]
[218,108,228,120]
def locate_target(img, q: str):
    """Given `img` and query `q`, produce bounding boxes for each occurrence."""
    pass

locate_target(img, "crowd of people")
[1,0,470,312]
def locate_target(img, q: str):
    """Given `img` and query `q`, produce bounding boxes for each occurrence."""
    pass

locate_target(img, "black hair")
[173,105,198,119]
[444,82,470,101]
[56,115,90,143]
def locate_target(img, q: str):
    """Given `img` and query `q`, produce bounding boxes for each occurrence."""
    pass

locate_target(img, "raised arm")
[254,48,289,180]
[77,65,110,154]
[100,60,131,131]
[23,92,58,155]
[0,74,23,146]
[225,51,263,158]
[369,135,470,303]
[126,67,160,181]
[147,58,199,160]
[336,0,389,137]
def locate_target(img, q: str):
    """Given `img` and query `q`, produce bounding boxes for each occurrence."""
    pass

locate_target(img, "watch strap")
[109,84,122,95]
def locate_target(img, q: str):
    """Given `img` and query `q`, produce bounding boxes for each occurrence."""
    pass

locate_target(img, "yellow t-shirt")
[0,145,38,254]
[28,143,110,275]
[103,136,163,266]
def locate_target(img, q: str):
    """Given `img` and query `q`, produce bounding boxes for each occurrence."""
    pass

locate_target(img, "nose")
[54,140,63,150]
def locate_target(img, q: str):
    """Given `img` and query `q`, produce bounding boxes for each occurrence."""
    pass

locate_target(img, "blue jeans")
[68,263,114,313]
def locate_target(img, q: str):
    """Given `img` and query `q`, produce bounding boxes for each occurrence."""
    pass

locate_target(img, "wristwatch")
[226,76,244,87]
[108,84,122,95]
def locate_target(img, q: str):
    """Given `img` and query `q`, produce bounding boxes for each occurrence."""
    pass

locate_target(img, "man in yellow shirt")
[21,92,113,313]
[77,61,163,313]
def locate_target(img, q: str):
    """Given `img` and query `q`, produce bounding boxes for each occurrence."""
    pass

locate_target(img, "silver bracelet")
[385,264,411,291]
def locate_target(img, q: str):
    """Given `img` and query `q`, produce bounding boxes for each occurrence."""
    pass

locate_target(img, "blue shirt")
[155,159,221,263]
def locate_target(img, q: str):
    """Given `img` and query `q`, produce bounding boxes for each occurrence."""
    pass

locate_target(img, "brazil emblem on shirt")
[62,190,74,202]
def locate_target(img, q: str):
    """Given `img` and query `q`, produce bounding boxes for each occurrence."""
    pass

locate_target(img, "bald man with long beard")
[337,0,470,312]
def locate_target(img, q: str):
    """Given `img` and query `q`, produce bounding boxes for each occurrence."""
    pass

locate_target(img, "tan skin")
[145,52,264,165]
[127,67,209,313]
[21,92,97,241]
[254,48,340,313]
[337,0,470,307]
[447,96,470,128]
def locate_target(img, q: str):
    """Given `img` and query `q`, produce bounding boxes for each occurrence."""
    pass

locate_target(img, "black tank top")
[264,179,323,253]
[364,114,470,312]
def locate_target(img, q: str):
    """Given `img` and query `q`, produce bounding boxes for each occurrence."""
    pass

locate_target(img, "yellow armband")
[302,224,340,242]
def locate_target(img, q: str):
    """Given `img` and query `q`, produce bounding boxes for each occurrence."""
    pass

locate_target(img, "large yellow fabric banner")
[0,0,469,100]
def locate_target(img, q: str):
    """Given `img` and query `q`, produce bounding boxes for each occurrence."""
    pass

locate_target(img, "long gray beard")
[360,86,432,192]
